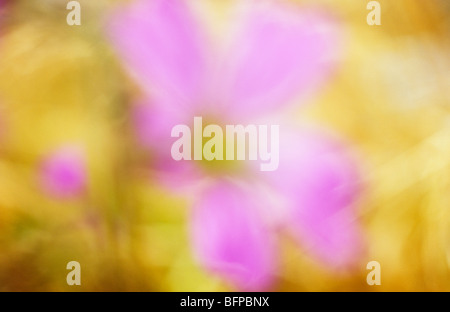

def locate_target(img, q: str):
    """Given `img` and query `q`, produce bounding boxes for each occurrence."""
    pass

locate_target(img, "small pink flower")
[108,0,365,290]
[0,0,7,14]
[0,1,6,20]
[39,146,86,199]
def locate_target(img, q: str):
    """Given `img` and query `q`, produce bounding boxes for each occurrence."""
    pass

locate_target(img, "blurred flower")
[0,0,8,16]
[0,0,6,28]
[107,0,364,290]
[39,146,86,199]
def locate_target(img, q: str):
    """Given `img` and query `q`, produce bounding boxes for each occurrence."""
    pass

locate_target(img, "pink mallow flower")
[107,0,365,290]
[39,146,86,199]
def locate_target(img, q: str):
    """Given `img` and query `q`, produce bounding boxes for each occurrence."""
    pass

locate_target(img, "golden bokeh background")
[0,0,449,291]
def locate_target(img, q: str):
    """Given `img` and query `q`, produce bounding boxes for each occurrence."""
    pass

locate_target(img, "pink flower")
[0,0,7,13]
[107,0,365,290]
[0,1,6,18]
[39,146,86,199]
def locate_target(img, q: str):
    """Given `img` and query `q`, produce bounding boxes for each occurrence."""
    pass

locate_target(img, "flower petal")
[107,0,208,105]
[221,3,341,118]
[190,181,276,290]
[266,127,364,267]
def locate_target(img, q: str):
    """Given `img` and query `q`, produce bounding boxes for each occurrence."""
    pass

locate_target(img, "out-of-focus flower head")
[0,0,7,28]
[107,0,365,290]
[38,145,86,199]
